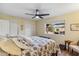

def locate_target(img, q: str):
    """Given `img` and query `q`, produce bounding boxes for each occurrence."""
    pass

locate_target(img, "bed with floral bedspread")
[0,36,56,56]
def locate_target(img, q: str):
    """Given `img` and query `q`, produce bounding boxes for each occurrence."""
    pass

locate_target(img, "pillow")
[11,38,30,49]
[77,40,79,46]
[20,36,33,46]
[0,39,21,55]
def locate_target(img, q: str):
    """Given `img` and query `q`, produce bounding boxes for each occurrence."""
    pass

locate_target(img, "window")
[53,23,65,35]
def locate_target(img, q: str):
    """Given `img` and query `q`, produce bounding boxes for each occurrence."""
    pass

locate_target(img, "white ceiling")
[0,3,79,19]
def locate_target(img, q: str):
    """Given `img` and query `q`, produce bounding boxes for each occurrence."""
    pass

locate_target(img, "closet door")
[9,20,18,36]
[0,20,9,36]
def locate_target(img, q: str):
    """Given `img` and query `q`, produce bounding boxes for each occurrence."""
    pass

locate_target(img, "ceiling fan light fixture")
[36,16,39,18]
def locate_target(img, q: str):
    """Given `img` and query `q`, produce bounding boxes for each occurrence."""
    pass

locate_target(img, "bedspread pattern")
[21,36,56,56]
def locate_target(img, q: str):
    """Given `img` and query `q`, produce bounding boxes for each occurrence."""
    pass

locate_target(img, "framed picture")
[45,24,53,34]
[70,24,79,31]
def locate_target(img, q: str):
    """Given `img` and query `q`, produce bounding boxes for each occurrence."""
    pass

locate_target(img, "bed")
[0,36,56,56]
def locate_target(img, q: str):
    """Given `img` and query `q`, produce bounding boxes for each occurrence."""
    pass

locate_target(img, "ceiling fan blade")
[25,13,35,15]
[39,16,43,19]
[32,16,36,19]
[38,14,49,16]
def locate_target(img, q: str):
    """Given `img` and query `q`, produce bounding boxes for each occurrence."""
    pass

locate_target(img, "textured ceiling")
[0,3,79,19]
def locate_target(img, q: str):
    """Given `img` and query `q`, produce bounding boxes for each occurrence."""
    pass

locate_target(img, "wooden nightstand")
[65,40,72,51]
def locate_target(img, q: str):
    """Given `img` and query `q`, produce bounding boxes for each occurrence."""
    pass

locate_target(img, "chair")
[69,40,79,55]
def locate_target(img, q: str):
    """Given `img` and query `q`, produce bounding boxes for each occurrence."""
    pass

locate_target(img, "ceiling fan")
[25,9,50,19]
